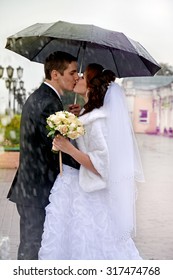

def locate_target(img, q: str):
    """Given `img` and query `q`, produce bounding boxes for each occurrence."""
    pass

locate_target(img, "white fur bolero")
[76,107,109,192]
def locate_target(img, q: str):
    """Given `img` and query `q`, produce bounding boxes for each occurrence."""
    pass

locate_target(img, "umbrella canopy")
[5,20,161,78]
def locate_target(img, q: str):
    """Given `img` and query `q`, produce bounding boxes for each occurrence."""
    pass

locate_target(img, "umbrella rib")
[109,49,120,78]
[31,37,54,61]
[76,42,82,60]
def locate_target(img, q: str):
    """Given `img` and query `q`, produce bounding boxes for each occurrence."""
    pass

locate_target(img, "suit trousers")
[16,204,45,260]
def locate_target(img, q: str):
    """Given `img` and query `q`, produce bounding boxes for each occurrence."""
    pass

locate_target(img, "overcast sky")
[0,0,173,100]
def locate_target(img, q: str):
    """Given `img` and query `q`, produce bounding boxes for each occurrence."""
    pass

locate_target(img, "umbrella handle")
[74,41,86,104]
[74,93,77,104]
[73,58,82,104]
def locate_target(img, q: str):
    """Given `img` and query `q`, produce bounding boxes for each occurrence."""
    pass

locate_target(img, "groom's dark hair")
[44,51,77,79]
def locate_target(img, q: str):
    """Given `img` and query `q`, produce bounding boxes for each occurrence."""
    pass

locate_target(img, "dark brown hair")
[44,51,77,80]
[82,64,115,115]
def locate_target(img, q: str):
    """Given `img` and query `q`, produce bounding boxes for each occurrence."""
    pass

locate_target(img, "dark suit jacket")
[7,83,79,208]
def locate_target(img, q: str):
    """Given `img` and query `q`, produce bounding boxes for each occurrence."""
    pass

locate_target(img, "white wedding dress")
[38,93,143,260]
[38,164,141,260]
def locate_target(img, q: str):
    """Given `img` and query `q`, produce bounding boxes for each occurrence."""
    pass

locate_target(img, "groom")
[7,51,80,260]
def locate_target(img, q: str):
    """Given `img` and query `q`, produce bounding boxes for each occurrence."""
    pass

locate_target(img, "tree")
[156,63,173,76]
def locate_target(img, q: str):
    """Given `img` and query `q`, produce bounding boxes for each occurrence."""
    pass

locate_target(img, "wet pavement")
[135,134,173,260]
[0,134,173,260]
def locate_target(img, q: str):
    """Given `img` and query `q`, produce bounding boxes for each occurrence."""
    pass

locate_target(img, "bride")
[38,63,145,260]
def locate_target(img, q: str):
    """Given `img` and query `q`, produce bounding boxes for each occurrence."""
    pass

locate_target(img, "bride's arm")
[53,136,100,175]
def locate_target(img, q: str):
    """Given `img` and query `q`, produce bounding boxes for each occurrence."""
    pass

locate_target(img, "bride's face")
[73,74,87,97]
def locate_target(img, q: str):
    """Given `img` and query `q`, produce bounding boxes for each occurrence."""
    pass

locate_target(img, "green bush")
[0,114,21,148]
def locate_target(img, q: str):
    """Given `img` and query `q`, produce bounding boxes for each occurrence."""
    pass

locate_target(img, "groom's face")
[57,61,79,93]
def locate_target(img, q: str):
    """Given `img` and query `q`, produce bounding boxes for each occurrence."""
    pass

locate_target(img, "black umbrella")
[5,20,161,77]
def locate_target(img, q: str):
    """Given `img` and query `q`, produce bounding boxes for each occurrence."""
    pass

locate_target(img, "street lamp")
[0,66,4,78]
[0,65,26,114]
[16,86,26,113]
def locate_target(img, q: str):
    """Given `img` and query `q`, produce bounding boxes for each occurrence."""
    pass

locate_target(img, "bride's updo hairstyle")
[82,63,115,115]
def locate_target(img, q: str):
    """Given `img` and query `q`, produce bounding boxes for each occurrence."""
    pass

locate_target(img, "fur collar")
[79,107,106,125]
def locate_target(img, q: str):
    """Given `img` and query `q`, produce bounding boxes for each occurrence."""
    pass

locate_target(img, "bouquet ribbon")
[52,141,63,176]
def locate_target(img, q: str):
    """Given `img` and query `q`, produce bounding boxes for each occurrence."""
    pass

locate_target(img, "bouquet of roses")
[46,111,85,175]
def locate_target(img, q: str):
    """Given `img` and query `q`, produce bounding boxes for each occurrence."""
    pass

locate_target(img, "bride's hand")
[53,135,73,154]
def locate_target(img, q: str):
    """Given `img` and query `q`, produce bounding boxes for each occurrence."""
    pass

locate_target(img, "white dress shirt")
[44,81,61,100]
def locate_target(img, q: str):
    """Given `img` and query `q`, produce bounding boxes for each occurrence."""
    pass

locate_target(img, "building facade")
[122,76,173,136]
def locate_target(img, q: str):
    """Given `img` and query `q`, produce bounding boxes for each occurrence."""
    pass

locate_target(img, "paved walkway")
[0,169,19,260]
[0,134,173,260]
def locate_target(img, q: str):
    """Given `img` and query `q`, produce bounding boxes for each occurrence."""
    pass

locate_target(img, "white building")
[122,76,173,136]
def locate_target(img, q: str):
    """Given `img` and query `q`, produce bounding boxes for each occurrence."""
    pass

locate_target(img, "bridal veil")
[103,82,145,242]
